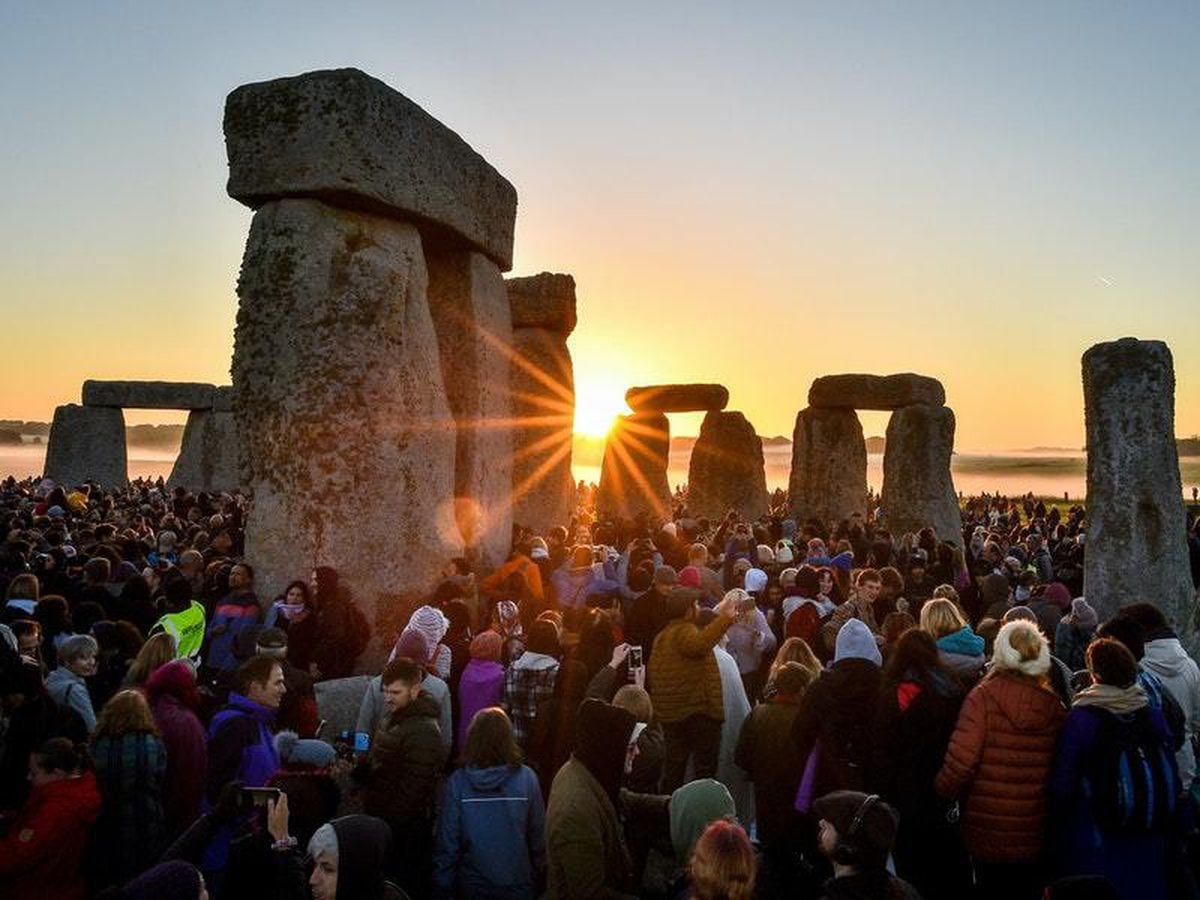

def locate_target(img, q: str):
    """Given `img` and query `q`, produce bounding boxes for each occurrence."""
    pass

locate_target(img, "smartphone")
[628,645,643,682]
[239,786,281,812]
[353,732,371,753]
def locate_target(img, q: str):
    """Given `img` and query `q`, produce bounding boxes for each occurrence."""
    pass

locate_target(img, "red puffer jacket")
[0,770,102,900]
[935,671,1065,863]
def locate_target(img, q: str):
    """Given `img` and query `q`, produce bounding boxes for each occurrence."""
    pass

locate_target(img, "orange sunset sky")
[1,4,1196,451]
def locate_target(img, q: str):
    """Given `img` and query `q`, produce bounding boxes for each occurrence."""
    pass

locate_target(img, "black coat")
[791,659,883,798]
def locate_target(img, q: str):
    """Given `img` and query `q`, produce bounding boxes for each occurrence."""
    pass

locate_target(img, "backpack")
[1086,707,1178,834]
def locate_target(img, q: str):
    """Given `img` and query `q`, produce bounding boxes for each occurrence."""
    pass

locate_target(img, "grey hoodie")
[1141,636,1200,789]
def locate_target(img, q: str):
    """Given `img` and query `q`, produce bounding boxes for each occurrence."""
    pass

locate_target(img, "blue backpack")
[1086,707,1178,834]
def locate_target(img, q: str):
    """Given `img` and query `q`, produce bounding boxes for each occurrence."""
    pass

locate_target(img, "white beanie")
[744,568,769,594]
[991,619,1050,677]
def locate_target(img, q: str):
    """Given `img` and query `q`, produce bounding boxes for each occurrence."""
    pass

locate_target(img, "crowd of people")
[2,474,1200,900]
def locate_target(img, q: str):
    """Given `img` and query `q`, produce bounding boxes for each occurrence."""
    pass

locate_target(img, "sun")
[573,379,628,438]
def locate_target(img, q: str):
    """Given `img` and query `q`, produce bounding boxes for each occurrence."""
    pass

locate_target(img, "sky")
[1,2,1197,450]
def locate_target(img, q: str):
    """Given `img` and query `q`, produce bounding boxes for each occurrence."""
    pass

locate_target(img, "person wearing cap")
[625,565,677,666]
[649,588,740,792]
[813,790,920,899]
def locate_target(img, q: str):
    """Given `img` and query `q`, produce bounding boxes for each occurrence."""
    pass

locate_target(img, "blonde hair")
[124,632,177,687]
[919,598,966,640]
[690,820,757,900]
[768,637,822,685]
[613,685,653,722]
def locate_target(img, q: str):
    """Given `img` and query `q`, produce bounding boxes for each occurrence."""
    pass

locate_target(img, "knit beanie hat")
[470,630,503,662]
[119,860,203,900]
[756,544,775,565]
[834,618,882,667]
[678,566,703,589]
[275,730,337,768]
[744,568,768,595]
[1001,605,1037,625]
[775,541,795,565]
[1043,582,1072,611]
[830,551,854,572]
[407,605,448,648]
[992,619,1050,676]
[1069,596,1098,630]
[393,628,430,664]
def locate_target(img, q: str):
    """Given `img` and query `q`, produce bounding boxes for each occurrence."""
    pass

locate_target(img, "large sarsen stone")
[687,411,769,520]
[881,405,961,546]
[1083,338,1193,629]
[44,404,127,487]
[83,380,216,410]
[232,198,462,633]
[224,68,517,270]
[809,374,945,411]
[167,410,240,492]
[507,273,578,335]
[626,384,729,414]
[596,413,672,520]
[788,407,867,525]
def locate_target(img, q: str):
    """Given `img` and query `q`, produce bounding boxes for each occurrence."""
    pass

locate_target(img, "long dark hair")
[313,566,339,606]
[884,628,944,685]
[463,707,523,769]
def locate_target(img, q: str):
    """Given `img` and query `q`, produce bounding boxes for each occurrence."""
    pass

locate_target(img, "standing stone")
[788,407,867,525]
[167,410,240,492]
[427,250,513,568]
[881,405,961,546]
[1083,338,1192,628]
[687,411,769,520]
[507,273,577,533]
[44,404,127,487]
[231,198,461,631]
[596,413,672,520]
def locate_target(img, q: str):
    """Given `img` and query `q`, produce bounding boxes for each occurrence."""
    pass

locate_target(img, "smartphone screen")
[239,787,281,812]
[353,732,371,753]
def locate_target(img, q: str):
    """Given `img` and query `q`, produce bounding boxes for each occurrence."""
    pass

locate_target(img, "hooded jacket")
[936,626,986,683]
[935,671,1066,862]
[432,763,546,899]
[1140,635,1200,789]
[206,692,280,804]
[362,692,448,821]
[545,700,637,900]
[456,659,506,751]
[792,658,883,797]
[146,660,208,837]
[331,815,398,900]
[0,771,102,900]
[45,667,96,734]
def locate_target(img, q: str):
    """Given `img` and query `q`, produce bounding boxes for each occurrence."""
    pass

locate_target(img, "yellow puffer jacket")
[648,614,733,724]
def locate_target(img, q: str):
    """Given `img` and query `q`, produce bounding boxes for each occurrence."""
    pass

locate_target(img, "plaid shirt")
[503,654,559,748]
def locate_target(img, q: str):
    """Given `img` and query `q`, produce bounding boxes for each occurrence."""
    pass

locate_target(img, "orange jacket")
[935,671,1065,863]
[480,555,544,604]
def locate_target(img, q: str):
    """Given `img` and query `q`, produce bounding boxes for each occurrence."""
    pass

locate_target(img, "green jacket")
[361,692,448,821]
[545,757,637,900]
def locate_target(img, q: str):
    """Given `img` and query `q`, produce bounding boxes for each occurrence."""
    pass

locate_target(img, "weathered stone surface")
[212,386,233,412]
[809,373,945,411]
[167,410,240,492]
[687,411,769,520]
[44,404,127,486]
[232,198,462,637]
[314,675,371,739]
[1083,338,1192,628]
[506,273,577,335]
[511,327,575,532]
[881,405,961,546]
[625,384,729,414]
[427,250,513,569]
[225,68,517,270]
[83,380,216,410]
[596,413,672,520]
[788,407,867,525]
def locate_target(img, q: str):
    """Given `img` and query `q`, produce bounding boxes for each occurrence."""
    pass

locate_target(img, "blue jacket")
[432,764,546,899]
[551,566,620,611]
[1049,703,1176,900]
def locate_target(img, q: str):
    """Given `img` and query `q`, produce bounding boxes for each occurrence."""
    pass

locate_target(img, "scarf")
[1072,682,1147,715]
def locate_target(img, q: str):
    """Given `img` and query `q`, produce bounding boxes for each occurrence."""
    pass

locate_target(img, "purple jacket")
[152,693,208,837]
[457,659,506,750]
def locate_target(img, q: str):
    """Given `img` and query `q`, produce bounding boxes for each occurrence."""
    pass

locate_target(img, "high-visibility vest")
[154,601,207,662]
